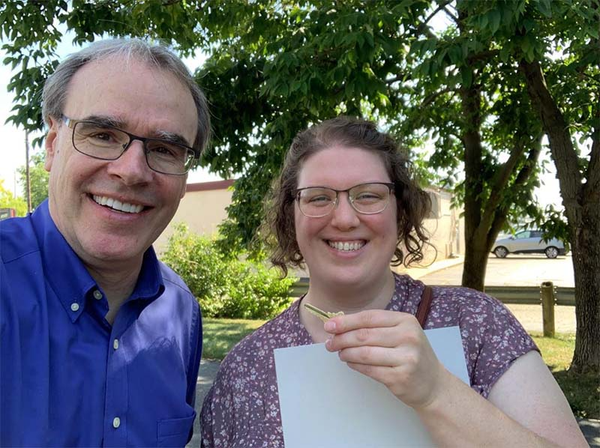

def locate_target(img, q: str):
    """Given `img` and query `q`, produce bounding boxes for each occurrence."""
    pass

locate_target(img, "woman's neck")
[299,270,396,343]
[306,270,396,312]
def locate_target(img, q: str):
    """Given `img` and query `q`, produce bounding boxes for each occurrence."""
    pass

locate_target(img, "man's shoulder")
[0,216,39,264]
[157,259,196,301]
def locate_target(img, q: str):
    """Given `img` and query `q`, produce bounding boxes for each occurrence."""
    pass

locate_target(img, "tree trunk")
[520,59,600,373]
[461,238,490,291]
[458,64,486,291]
[570,205,600,373]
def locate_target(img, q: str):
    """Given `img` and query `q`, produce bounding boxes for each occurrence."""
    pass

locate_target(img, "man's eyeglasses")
[295,182,395,218]
[63,116,198,175]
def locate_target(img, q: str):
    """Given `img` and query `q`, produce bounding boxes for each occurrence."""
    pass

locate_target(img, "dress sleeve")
[464,295,538,397]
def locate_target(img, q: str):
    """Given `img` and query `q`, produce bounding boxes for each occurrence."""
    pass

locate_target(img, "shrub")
[162,224,295,319]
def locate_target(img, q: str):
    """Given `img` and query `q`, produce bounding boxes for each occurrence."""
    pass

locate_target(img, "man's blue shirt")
[0,201,203,447]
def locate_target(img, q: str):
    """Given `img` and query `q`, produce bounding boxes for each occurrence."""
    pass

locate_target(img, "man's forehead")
[64,55,197,142]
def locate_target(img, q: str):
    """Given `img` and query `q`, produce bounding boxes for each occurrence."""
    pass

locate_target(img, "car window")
[516,231,530,239]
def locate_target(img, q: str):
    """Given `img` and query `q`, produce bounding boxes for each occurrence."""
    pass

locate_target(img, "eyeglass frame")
[62,115,199,175]
[294,182,396,218]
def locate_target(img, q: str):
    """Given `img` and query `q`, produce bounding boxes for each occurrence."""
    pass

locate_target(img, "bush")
[162,224,295,319]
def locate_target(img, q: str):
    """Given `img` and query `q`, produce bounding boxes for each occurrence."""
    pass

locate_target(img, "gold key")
[303,303,344,322]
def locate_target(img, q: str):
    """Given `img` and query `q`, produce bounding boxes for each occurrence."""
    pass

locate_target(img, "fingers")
[346,362,395,385]
[324,311,423,353]
[326,325,413,351]
[334,345,410,368]
[324,309,414,334]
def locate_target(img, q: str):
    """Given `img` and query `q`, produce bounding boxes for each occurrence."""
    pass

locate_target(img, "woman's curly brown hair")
[263,116,432,276]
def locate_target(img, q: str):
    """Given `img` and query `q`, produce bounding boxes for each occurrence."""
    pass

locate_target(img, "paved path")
[413,253,575,287]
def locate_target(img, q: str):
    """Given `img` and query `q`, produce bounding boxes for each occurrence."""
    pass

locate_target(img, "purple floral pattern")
[200,274,537,447]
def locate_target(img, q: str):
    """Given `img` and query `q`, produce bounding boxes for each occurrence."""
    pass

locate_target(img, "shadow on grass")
[553,369,600,419]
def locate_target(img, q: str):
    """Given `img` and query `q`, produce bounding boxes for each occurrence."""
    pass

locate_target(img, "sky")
[0,39,563,209]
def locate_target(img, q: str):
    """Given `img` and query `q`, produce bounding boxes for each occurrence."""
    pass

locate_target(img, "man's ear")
[44,117,60,172]
[180,173,188,199]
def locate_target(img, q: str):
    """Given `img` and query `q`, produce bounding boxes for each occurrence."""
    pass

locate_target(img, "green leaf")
[536,0,552,18]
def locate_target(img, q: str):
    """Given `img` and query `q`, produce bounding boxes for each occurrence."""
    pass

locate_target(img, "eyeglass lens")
[72,121,194,174]
[297,183,392,217]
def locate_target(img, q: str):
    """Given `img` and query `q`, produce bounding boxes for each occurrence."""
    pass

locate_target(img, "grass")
[202,320,599,419]
[202,318,266,360]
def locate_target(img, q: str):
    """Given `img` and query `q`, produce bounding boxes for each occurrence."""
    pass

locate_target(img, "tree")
[0,179,27,217]
[17,152,49,211]
[1,0,597,371]
[508,0,599,372]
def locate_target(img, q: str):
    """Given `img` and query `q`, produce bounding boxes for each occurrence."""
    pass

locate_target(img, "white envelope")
[274,326,469,448]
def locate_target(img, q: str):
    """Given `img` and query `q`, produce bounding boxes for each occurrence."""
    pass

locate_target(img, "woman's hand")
[324,310,447,410]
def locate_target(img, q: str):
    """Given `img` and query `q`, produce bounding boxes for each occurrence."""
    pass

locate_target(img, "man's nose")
[106,139,153,185]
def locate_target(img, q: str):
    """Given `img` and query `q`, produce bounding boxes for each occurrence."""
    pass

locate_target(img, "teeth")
[328,241,365,252]
[92,195,144,214]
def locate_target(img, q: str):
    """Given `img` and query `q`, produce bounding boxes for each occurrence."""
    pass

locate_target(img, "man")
[0,39,210,446]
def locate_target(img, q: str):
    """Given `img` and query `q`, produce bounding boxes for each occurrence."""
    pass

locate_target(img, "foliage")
[202,318,266,360]
[17,152,49,210]
[0,179,27,217]
[1,0,546,253]
[161,224,295,319]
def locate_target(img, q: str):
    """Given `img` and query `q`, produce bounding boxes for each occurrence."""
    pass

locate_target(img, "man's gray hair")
[42,38,210,156]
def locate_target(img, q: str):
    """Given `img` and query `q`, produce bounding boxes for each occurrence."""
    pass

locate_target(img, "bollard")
[540,281,555,338]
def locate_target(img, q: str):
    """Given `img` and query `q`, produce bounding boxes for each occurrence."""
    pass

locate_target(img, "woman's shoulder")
[397,274,518,330]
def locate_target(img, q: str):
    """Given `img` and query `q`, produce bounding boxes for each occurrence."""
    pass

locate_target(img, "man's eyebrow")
[79,115,192,147]
[154,130,192,148]
[78,115,126,129]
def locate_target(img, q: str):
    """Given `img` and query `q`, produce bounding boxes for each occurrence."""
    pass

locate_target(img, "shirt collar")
[32,201,164,322]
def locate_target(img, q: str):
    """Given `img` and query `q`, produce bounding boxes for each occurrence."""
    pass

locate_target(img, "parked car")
[491,230,567,259]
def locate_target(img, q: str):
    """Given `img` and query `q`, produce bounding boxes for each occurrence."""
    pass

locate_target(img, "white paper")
[274,326,469,448]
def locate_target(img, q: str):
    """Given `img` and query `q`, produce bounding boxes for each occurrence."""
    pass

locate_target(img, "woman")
[200,117,587,447]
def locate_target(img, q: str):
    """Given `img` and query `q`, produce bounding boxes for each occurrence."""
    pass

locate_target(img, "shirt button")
[113,339,119,350]
[93,290,103,300]
[70,303,80,312]
[113,417,121,429]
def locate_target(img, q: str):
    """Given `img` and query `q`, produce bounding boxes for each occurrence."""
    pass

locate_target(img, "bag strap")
[416,286,433,328]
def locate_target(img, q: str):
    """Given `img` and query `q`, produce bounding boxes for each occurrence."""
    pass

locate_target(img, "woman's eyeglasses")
[295,182,395,218]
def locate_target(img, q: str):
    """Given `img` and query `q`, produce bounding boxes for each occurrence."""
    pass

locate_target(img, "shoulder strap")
[416,286,433,328]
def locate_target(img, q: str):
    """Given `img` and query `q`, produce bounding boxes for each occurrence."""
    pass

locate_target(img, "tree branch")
[520,59,582,212]
[442,6,459,24]
[418,0,454,33]
[421,87,457,109]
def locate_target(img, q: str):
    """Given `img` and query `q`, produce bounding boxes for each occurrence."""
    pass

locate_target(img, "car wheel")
[545,246,559,259]
[494,247,508,258]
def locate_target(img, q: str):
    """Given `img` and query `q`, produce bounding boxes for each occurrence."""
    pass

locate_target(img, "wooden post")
[540,281,555,338]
